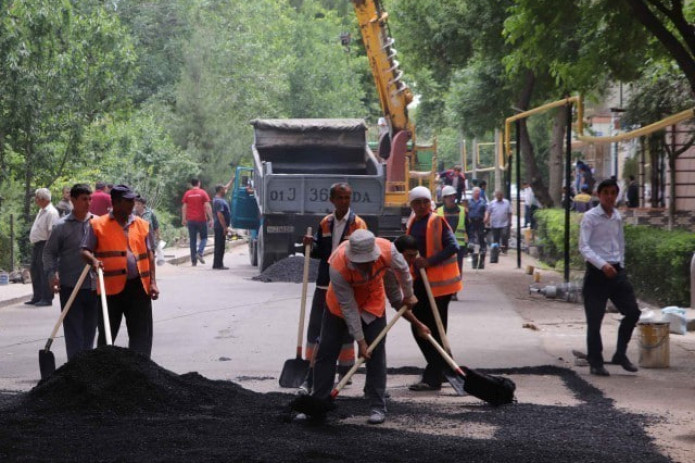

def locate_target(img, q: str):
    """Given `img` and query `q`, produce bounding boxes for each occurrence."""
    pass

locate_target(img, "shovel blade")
[279,357,310,388]
[443,368,466,396]
[39,349,56,380]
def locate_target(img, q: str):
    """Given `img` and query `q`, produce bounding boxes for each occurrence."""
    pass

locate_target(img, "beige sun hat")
[346,229,381,263]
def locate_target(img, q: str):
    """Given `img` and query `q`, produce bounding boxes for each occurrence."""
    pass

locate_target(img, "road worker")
[306,229,429,425]
[406,186,462,391]
[435,185,467,299]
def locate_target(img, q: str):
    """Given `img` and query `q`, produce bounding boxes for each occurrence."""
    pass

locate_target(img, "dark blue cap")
[110,184,138,200]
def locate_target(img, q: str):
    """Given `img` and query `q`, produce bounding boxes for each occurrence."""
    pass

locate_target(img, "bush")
[534,208,695,307]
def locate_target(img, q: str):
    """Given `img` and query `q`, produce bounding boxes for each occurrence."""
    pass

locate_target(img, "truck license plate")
[266,226,294,234]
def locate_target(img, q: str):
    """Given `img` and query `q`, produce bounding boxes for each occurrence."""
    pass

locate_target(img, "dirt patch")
[0,347,670,462]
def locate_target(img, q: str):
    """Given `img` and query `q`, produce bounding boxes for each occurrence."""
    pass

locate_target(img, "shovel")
[97,267,113,346]
[419,267,466,396]
[279,227,312,388]
[39,264,91,379]
[290,305,409,417]
[427,334,516,406]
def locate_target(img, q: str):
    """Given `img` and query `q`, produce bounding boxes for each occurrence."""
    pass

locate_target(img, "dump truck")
[231,118,385,271]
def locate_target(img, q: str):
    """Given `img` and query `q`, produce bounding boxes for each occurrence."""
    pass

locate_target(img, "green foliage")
[535,208,695,306]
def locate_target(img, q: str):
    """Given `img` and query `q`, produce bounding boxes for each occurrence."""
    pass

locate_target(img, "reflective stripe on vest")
[91,215,151,296]
[319,213,368,241]
[436,205,467,245]
[406,213,462,297]
[325,238,393,319]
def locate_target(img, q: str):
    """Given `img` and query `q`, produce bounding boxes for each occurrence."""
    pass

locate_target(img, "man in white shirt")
[485,190,512,253]
[579,178,640,376]
[26,188,60,306]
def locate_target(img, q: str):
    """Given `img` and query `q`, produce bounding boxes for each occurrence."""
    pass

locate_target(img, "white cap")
[346,230,381,263]
[441,185,457,197]
[408,186,432,203]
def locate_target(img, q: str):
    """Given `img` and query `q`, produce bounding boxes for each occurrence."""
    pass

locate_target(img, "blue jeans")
[187,221,208,262]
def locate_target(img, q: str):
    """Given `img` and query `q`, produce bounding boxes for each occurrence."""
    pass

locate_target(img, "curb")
[0,292,33,309]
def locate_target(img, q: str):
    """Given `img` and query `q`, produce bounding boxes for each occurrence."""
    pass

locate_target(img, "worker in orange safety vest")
[304,229,430,425]
[405,186,462,392]
[81,184,159,358]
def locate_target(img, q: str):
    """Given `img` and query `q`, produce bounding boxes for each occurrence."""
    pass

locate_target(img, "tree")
[0,0,136,232]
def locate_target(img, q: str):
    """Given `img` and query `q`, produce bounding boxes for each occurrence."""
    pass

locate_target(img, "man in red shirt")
[182,178,213,266]
[89,182,112,216]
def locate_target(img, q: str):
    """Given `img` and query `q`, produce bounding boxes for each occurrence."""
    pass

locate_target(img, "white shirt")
[29,203,59,244]
[488,199,511,228]
[331,209,351,252]
[579,204,625,270]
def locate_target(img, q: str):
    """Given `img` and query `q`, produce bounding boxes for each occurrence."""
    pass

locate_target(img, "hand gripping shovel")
[279,227,312,388]
[419,267,466,396]
[290,305,409,417]
[39,264,91,379]
[97,267,113,346]
[426,334,516,406]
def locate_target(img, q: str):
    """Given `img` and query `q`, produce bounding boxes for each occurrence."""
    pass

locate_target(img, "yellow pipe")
[576,108,695,143]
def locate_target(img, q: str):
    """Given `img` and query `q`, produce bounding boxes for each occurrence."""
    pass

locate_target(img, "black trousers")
[97,278,153,358]
[30,241,53,303]
[410,278,451,387]
[213,226,226,268]
[59,287,98,360]
[582,264,640,367]
[468,219,486,252]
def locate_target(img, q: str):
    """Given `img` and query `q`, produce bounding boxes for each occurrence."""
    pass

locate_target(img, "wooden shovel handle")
[331,305,409,398]
[295,227,312,357]
[419,267,452,353]
[44,264,91,351]
[426,334,465,377]
[97,267,113,346]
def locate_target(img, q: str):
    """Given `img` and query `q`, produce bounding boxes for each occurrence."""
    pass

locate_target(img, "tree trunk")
[547,107,566,207]
[668,154,676,230]
[515,70,553,207]
[648,134,661,208]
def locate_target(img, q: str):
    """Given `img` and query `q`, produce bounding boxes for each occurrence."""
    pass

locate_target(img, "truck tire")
[258,231,278,272]
[249,239,258,267]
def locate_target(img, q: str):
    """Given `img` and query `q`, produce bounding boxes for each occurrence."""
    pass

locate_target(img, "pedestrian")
[181,178,213,266]
[405,186,461,392]
[435,185,467,300]
[56,186,73,218]
[573,185,593,213]
[300,183,368,393]
[134,197,161,242]
[466,187,487,254]
[479,180,488,201]
[626,175,639,208]
[579,178,640,376]
[89,181,112,216]
[485,190,512,253]
[43,184,98,360]
[439,165,467,202]
[212,183,232,270]
[81,184,159,358]
[26,188,60,307]
[307,229,428,425]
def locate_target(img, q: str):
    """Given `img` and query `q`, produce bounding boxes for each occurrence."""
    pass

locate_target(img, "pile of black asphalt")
[0,347,670,463]
[252,255,319,283]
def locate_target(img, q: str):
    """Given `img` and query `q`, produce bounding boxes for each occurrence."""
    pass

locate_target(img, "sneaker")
[197,253,206,264]
[298,381,311,396]
[292,413,308,422]
[367,410,385,425]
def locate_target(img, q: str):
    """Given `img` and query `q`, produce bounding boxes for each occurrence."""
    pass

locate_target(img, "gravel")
[0,347,671,462]
[252,256,319,283]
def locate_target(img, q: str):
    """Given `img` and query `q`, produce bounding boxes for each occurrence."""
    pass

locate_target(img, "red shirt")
[182,187,211,221]
[89,190,112,216]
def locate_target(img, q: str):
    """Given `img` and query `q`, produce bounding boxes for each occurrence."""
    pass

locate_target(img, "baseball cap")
[408,186,432,203]
[110,184,139,200]
[345,230,381,263]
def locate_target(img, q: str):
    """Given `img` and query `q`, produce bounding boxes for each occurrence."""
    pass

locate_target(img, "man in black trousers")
[579,178,640,376]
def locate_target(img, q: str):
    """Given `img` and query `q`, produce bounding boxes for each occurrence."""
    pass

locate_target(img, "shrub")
[534,208,695,307]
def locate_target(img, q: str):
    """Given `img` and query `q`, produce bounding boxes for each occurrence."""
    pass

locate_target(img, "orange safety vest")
[319,213,367,241]
[406,213,462,297]
[91,215,152,296]
[325,238,393,319]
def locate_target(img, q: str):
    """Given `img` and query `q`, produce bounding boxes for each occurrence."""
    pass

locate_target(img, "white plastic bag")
[156,240,166,266]
[661,307,687,335]
[639,310,659,324]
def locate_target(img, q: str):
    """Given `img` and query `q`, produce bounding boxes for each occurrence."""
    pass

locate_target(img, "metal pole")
[515,121,521,269]
[10,213,14,271]
[564,103,572,283]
